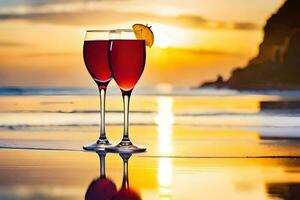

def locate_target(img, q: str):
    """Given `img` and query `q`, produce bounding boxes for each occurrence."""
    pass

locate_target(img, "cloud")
[0,0,98,7]
[0,41,26,46]
[23,52,79,57]
[161,14,259,30]
[0,10,260,30]
[156,47,243,57]
[153,47,244,58]
[0,4,260,30]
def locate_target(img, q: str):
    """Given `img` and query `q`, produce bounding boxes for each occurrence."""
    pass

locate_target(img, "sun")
[150,23,189,48]
[154,29,171,48]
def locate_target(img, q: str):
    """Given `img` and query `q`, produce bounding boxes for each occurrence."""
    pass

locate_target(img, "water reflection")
[113,153,142,200]
[85,152,117,200]
[266,183,300,200]
[156,97,174,199]
[155,97,174,155]
[158,158,172,200]
[85,152,141,200]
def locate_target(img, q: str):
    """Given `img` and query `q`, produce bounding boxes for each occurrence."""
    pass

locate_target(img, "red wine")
[83,40,112,86]
[109,40,146,91]
[85,177,117,200]
[112,188,141,200]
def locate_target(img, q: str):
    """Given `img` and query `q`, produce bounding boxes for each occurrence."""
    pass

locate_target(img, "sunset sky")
[0,0,283,88]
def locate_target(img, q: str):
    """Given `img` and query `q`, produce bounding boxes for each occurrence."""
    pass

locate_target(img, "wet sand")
[1,94,300,199]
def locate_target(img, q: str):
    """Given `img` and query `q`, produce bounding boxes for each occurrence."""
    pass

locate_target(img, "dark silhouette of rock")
[266,182,300,200]
[201,0,300,90]
[201,75,226,88]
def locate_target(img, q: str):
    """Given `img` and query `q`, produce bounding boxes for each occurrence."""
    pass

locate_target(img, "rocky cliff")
[201,0,300,90]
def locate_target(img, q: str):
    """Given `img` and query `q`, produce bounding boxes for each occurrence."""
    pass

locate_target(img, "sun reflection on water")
[156,97,174,200]
[155,97,174,155]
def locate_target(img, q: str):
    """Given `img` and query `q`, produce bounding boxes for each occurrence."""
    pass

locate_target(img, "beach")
[1,88,300,199]
[0,0,298,199]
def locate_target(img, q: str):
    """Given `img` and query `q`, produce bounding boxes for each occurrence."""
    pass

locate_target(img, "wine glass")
[106,29,146,153]
[83,30,112,151]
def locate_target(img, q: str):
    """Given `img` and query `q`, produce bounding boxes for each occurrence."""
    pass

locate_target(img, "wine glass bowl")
[83,34,112,86]
[109,39,146,91]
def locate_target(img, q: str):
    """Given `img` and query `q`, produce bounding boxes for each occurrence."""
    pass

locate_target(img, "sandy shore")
[1,94,300,199]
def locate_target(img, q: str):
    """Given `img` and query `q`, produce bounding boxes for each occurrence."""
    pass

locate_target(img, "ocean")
[1,87,300,140]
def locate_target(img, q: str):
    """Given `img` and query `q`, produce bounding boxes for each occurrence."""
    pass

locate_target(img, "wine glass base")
[83,139,111,151]
[105,143,146,153]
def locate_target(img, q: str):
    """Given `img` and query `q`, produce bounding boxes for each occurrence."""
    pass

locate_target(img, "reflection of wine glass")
[85,152,117,200]
[112,153,142,200]
[106,29,146,153]
[83,30,112,151]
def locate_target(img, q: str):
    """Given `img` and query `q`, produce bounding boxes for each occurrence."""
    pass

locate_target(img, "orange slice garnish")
[132,24,154,47]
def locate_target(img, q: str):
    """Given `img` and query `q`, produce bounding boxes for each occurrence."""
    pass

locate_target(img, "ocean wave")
[1,123,300,131]
[3,87,300,96]
[0,110,154,114]
[2,109,300,116]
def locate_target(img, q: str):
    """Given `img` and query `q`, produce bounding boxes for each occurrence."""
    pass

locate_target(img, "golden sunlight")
[154,30,171,48]
[151,24,191,48]
[155,97,174,155]
[0,0,284,87]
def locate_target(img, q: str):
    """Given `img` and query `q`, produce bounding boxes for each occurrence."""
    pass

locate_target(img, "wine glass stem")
[99,88,107,140]
[121,154,131,189]
[122,159,129,188]
[122,91,132,143]
[98,152,106,178]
